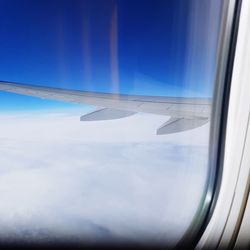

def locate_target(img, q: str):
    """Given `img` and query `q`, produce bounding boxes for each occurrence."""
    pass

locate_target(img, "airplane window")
[0,0,237,248]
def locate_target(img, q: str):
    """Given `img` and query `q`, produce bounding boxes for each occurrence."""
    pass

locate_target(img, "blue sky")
[0,0,223,112]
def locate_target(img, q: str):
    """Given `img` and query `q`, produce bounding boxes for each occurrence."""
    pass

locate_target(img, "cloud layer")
[0,110,210,246]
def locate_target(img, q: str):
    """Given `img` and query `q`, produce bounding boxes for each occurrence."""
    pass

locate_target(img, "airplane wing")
[0,81,211,134]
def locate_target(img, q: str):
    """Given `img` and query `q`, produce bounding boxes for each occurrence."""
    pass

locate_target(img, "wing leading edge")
[0,81,211,134]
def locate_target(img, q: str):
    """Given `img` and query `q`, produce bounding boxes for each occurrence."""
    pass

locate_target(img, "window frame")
[178,0,242,248]
[196,0,250,248]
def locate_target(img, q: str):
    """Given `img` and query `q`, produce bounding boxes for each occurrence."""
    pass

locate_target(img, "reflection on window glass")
[0,0,226,247]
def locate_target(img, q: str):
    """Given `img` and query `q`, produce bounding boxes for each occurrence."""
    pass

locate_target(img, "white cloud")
[0,110,210,246]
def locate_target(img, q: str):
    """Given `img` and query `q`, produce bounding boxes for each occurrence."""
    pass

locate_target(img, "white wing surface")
[0,81,211,134]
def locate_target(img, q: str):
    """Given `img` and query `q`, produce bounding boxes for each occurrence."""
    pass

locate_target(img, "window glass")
[0,0,228,247]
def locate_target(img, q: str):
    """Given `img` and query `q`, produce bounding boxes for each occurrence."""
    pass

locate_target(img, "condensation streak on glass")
[0,0,225,247]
